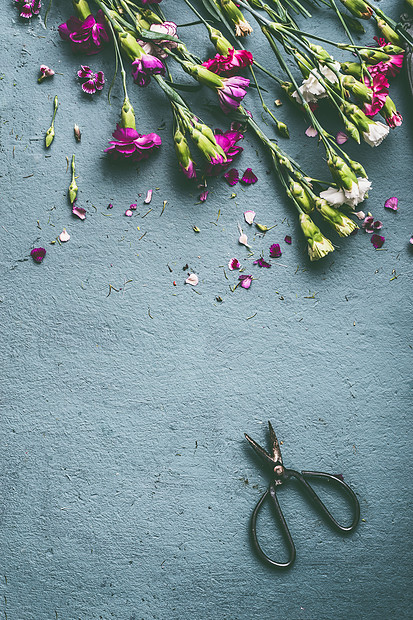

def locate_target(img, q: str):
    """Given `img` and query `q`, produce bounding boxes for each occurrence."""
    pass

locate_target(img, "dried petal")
[59,228,70,242]
[185,273,199,286]
[371,234,385,249]
[384,196,398,211]
[228,258,241,270]
[224,168,239,186]
[125,209,133,217]
[238,275,252,289]
[72,204,86,220]
[305,126,318,138]
[253,257,271,268]
[199,190,209,202]
[241,168,258,185]
[144,189,153,204]
[269,243,282,258]
[31,247,46,263]
[130,203,137,210]
[373,220,383,230]
[354,211,365,220]
[336,131,348,145]
[284,235,292,244]
[107,203,113,209]
[244,210,256,225]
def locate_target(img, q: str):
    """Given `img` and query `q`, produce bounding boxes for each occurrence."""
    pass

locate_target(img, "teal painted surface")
[1,1,412,618]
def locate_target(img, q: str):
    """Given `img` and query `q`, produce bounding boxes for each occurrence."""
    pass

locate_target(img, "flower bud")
[189,127,226,164]
[349,159,367,178]
[174,129,196,178]
[340,62,363,78]
[376,19,403,47]
[69,178,78,204]
[74,124,81,142]
[208,26,232,56]
[290,180,314,214]
[182,62,223,88]
[339,0,372,20]
[328,152,358,191]
[342,116,360,143]
[315,198,358,237]
[73,0,92,21]
[220,0,253,37]
[358,49,390,64]
[120,97,136,129]
[299,213,335,261]
[341,75,372,102]
[277,121,290,139]
[45,125,55,148]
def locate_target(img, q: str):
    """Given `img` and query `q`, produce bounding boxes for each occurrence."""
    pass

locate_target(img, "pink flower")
[284,235,292,244]
[217,76,250,114]
[58,10,109,55]
[105,125,162,162]
[238,275,253,289]
[38,64,54,82]
[254,257,271,268]
[269,243,282,258]
[224,168,239,186]
[202,48,253,76]
[31,247,46,262]
[228,258,241,270]
[384,197,398,211]
[367,41,404,79]
[16,0,41,19]
[362,216,383,233]
[371,234,385,249]
[241,168,257,185]
[204,129,243,177]
[77,65,105,94]
[363,74,389,117]
[131,54,165,87]
[138,22,178,59]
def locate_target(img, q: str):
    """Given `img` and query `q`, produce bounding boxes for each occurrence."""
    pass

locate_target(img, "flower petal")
[224,168,239,186]
[371,234,385,249]
[244,210,256,225]
[199,190,209,202]
[185,273,199,286]
[384,196,398,211]
[253,257,271,268]
[269,243,282,258]
[31,247,46,263]
[305,126,318,138]
[125,209,133,217]
[238,275,252,289]
[284,235,292,244]
[336,131,348,145]
[241,168,258,185]
[72,205,86,220]
[228,258,241,270]
[144,189,153,204]
[59,228,70,242]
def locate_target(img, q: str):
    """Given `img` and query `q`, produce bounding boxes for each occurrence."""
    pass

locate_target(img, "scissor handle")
[250,470,360,568]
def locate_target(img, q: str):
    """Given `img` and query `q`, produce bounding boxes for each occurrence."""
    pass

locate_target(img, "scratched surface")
[1,1,412,618]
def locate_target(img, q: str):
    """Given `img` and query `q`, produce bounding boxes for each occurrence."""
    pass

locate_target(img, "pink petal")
[336,131,348,145]
[199,190,209,202]
[107,203,113,209]
[373,220,383,230]
[224,168,239,186]
[130,203,137,210]
[371,234,385,249]
[253,257,271,268]
[354,211,365,220]
[31,247,46,263]
[241,168,258,185]
[269,243,282,258]
[59,228,70,242]
[384,196,398,211]
[410,235,413,245]
[305,126,318,138]
[244,210,256,225]
[185,273,199,286]
[228,258,241,270]
[238,275,252,289]
[144,189,153,204]
[72,205,86,220]
[125,209,133,217]
[284,235,292,244]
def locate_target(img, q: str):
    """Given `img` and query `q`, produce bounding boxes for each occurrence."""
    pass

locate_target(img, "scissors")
[245,421,360,569]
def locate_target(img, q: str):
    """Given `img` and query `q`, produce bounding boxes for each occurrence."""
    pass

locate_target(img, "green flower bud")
[340,62,363,78]
[341,75,372,102]
[343,116,360,143]
[277,121,290,139]
[358,49,390,64]
[315,198,359,237]
[208,26,232,55]
[69,178,78,204]
[119,32,145,61]
[339,0,372,20]
[299,213,335,261]
[120,97,136,130]
[189,127,226,163]
[73,0,92,21]
[328,153,358,191]
[290,180,314,214]
[45,125,55,148]
[278,154,294,173]
[376,19,403,47]
[219,0,253,37]
[349,158,367,178]
[341,101,370,132]
[182,62,223,88]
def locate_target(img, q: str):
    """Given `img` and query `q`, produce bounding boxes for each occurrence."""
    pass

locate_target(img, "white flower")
[292,73,327,103]
[319,186,346,206]
[320,177,372,208]
[318,61,340,84]
[362,122,390,147]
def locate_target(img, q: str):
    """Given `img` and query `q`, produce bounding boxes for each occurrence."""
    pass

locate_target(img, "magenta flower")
[254,257,271,268]
[77,65,104,94]
[31,247,46,263]
[384,108,403,128]
[362,216,383,233]
[241,168,257,185]
[239,275,253,289]
[16,0,41,19]
[59,10,109,55]
[363,74,389,117]
[371,234,385,249]
[203,48,253,76]
[228,258,241,270]
[131,54,165,87]
[139,22,178,59]
[224,168,239,186]
[269,243,282,258]
[217,76,250,114]
[105,125,162,162]
[204,129,243,177]
[384,197,398,211]
[284,235,292,244]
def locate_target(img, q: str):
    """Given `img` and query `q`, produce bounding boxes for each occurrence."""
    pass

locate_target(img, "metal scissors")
[245,421,360,569]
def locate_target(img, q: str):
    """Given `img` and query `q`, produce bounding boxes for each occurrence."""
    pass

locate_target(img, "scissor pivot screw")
[274,465,284,477]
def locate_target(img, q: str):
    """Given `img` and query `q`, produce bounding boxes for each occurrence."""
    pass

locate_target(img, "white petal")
[319,186,346,206]
[185,273,199,286]
[244,210,256,225]
[362,122,390,147]
[59,228,70,242]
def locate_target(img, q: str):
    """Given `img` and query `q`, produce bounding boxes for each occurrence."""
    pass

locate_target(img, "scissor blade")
[268,420,283,466]
[244,433,276,469]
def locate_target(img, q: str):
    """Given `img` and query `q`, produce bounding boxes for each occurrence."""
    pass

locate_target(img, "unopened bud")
[339,0,372,20]
[74,124,81,142]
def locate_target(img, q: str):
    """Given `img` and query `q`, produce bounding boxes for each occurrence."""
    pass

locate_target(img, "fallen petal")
[354,211,365,220]
[305,126,318,138]
[185,273,199,286]
[373,220,383,230]
[59,228,70,242]
[241,168,258,185]
[336,131,348,145]
[253,257,271,268]
[130,203,137,210]
[244,210,256,225]
[238,274,252,289]
[224,168,239,186]
[125,209,133,217]
[384,196,398,211]
[72,205,86,220]
[371,234,385,249]
[228,258,241,270]
[31,247,46,263]
[199,190,209,202]
[269,243,282,258]
[284,235,292,244]
[144,189,153,204]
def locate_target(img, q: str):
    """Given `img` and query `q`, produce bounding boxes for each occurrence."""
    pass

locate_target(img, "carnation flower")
[16,0,41,19]
[59,10,109,55]
[131,53,165,87]
[202,48,253,76]
[320,177,371,208]
[204,129,243,176]
[77,66,105,94]
[217,76,250,113]
[138,22,178,59]
[105,125,162,161]
[361,121,390,147]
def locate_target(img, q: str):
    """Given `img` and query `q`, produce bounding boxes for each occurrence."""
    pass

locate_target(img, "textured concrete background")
[1,0,412,618]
